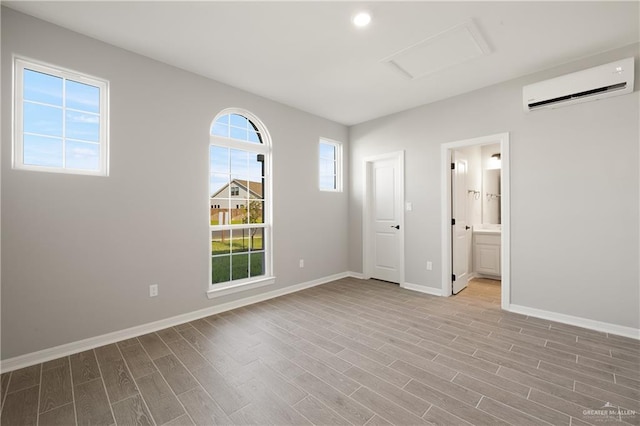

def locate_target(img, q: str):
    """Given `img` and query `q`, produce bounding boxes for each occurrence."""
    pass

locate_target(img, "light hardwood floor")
[1,278,638,425]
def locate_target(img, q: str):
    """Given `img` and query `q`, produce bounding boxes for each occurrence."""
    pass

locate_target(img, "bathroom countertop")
[473,228,501,235]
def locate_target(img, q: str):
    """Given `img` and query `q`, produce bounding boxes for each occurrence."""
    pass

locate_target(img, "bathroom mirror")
[483,169,501,224]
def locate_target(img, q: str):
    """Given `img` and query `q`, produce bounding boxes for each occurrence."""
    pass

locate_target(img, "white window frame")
[13,57,109,176]
[319,138,343,192]
[207,109,274,298]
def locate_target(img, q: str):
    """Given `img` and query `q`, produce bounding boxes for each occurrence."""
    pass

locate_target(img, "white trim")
[208,108,273,293]
[0,272,350,373]
[500,137,511,309]
[207,276,276,298]
[508,304,640,340]
[319,138,343,192]
[13,56,109,176]
[209,135,269,155]
[402,282,443,296]
[347,271,365,279]
[4,270,636,373]
[362,151,405,285]
[440,133,511,309]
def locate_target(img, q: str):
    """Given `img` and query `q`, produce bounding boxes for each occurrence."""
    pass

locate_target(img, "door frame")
[440,133,511,309]
[363,151,405,286]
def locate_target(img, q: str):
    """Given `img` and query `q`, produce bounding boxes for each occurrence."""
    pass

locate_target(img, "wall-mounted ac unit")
[523,57,635,112]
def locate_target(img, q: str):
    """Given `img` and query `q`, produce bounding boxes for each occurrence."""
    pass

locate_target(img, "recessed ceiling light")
[352,12,371,28]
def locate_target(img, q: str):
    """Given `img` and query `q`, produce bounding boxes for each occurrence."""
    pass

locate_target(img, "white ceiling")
[5,1,639,125]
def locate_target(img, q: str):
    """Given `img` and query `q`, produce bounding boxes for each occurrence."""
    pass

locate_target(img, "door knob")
[465,226,471,230]
[391,225,400,230]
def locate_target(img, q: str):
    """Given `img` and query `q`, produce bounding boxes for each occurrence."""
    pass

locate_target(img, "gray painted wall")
[2,8,638,361]
[349,44,640,329]
[1,9,349,359]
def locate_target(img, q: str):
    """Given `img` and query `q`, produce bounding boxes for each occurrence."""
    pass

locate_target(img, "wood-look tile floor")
[462,278,501,304]
[1,278,639,425]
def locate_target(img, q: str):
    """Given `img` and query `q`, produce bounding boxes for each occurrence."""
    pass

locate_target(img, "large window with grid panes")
[13,57,109,176]
[208,109,273,297]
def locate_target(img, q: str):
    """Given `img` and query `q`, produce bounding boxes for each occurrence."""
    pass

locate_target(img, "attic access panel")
[383,20,491,80]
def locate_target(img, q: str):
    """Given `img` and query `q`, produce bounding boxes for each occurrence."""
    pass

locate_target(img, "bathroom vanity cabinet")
[474,232,501,277]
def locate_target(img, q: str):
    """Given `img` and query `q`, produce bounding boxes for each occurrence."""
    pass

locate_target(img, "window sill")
[13,164,108,177]
[206,276,276,299]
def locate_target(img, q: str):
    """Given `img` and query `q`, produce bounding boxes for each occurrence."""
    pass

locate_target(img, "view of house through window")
[209,111,270,288]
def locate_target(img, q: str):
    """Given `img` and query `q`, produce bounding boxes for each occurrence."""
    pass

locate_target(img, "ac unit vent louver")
[523,57,634,112]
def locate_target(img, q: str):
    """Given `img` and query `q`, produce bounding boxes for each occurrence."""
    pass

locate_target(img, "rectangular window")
[319,139,342,192]
[13,57,109,176]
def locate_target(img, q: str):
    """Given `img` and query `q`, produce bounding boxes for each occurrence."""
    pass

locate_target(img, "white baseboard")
[508,304,640,340]
[401,282,443,296]
[347,271,364,279]
[0,271,349,373]
[9,272,635,373]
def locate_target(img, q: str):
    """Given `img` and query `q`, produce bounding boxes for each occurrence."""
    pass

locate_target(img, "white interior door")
[452,150,470,294]
[367,155,403,283]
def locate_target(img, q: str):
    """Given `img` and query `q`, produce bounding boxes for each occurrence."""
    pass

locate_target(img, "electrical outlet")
[149,284,158,297]
[299,259,304,268]
[426,261,433,271]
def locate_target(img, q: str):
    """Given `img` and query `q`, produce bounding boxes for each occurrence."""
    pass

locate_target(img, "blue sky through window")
[24,134,63,167]
[209,110,269,286]
[66,80,100,112]
[209,118,265,197]
[211,113,261,143]
[24,69,62,105]
[209,146,264,197]
[21,68,102,171]
[319,141,338,191]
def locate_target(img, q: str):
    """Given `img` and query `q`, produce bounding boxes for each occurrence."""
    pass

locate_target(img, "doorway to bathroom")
[441,133,510,309]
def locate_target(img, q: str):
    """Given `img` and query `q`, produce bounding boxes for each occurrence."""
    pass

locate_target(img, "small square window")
[13,57,109,176]
[319,139,342,192]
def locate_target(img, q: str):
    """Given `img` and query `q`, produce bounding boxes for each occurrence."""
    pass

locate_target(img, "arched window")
[208,109,272,296]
